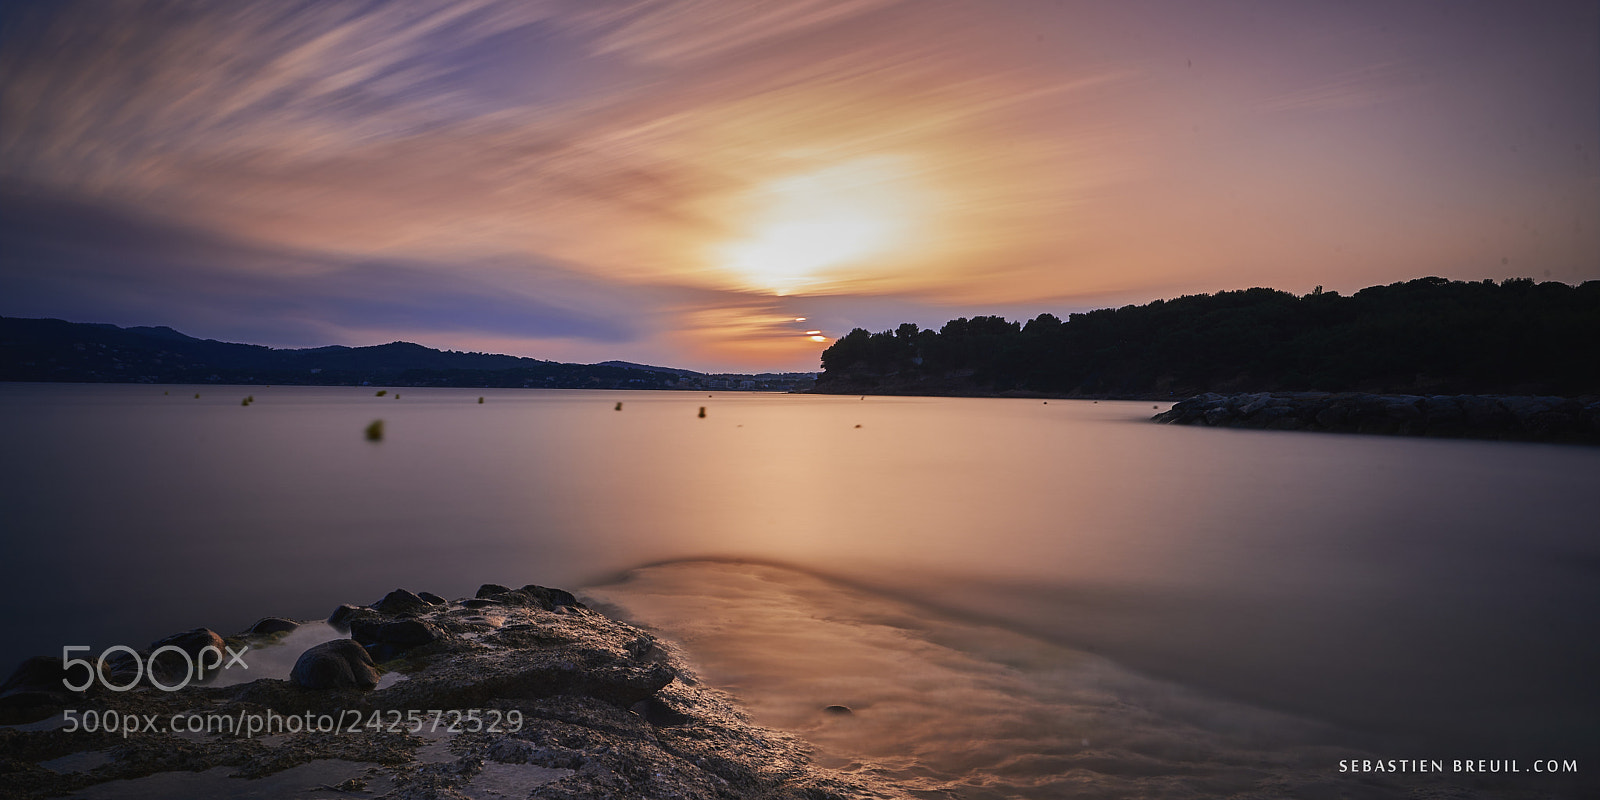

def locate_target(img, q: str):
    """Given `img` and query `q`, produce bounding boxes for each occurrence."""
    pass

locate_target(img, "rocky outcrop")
[1155,392,1600,443]
[0,584,910,800]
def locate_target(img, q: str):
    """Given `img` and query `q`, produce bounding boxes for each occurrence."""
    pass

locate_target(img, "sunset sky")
[2,1,1595,372]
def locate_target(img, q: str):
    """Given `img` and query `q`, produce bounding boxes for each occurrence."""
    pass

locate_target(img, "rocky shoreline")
[1153,392,1600,443]
[0,584,907,800]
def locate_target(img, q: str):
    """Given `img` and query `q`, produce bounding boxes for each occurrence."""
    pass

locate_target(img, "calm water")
[2,383,1597,795]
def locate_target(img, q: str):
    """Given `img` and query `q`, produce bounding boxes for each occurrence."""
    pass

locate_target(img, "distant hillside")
[816,277,1600,398]
[0,317,813,391]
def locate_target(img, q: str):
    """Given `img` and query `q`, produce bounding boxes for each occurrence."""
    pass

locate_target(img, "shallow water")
[589,560,1385,799]
[1,383,1596,794]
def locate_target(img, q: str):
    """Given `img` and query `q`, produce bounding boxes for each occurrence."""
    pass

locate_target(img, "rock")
[1238,393,1273,416]
[631,695,693,726]
[352,618,445,663]
[247,617,300,635]
[290,638,380,690]
[519,584,582,609]
[1315,402,1353,428]
[476,583,513,598]
[147,628,227,686]
[417,591,448,606]
[0,655,77,724]
[372,588,431,616]
[327,603,369,631]
[0,580,917,800]
[378,619,443,647]
[1524,411,1576,438]
[462,598,502,609]
[1155,392,1599,443]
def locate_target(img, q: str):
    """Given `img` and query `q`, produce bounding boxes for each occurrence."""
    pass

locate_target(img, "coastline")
[0,583,908,800]
[1153,392,1600,444]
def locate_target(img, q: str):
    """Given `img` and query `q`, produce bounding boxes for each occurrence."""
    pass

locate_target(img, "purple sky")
[2,1,1595,372]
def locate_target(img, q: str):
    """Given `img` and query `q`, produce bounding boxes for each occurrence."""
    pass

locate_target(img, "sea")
[2,383,1596,797]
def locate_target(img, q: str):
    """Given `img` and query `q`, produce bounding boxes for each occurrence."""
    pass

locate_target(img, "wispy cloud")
[1257,59,1424,114]
[1,0,1594,370]
[0,189,647,348]
[570,0,902,64]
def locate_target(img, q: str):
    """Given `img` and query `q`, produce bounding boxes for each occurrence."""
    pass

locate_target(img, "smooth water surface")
[2,383,1596,792]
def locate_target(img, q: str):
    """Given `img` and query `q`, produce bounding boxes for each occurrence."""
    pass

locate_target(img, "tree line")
[816,277,1600,396]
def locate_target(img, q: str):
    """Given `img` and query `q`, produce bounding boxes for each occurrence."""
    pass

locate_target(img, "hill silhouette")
[0,317,814,391]
[816,277,1600,397]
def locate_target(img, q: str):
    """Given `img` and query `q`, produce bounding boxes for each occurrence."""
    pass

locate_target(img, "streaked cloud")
[1257,60,1424,114]
[1,0,1594,370]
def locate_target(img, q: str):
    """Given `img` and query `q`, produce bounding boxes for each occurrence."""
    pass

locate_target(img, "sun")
[717,157,916,294]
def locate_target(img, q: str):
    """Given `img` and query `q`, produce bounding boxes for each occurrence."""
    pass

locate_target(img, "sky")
[1,0,1595,373]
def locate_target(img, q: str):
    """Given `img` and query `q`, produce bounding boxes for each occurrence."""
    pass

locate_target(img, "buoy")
[615,402,623,411]
[698,406,706,418]
[478,397,484,404]
[365,420,385,441]
[854,424,861,428]
[193,393,200,399]
[376,390,387,397]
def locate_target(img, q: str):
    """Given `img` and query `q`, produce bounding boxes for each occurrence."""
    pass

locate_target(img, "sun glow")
[718,157,918,294]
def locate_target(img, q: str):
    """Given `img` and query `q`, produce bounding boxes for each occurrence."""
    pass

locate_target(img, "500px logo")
[62,643,250,693]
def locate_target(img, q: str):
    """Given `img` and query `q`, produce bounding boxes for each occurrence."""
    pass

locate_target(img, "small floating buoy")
[615,402,623,411]
[376,390,387,397]
[854,424,861,428]
[823,705,852,715]
[698,406,706,418]
[163,391,169,396]
[478,397,484,404]
[193,393,200,399]
[393,393,400,399]
[365,419,385,441]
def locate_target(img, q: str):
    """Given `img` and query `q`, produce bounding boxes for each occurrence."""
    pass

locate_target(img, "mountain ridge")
[0,316,815,392]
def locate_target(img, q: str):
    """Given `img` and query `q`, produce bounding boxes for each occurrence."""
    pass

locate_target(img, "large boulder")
[290,639,380,690]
